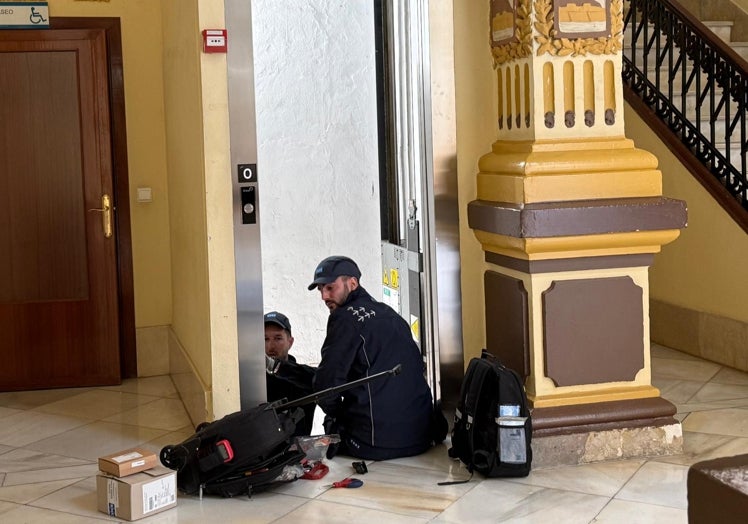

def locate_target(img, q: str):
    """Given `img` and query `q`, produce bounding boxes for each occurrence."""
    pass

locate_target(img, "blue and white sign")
[0,2,49,29]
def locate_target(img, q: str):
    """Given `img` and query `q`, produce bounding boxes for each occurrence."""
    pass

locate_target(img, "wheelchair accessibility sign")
[0,2,49,29]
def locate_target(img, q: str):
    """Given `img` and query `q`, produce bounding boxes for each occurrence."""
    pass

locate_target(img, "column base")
[531,397,683,467]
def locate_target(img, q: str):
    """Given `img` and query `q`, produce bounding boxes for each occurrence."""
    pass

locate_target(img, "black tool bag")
[160,404,305,497]
[447,350,532,478]
[199,447,307,498]
[160,364,403,498]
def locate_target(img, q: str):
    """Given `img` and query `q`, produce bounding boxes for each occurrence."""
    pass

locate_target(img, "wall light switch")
[137,187,153,203]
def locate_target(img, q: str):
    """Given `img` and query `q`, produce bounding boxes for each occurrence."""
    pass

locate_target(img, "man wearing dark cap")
[264,311,316,436]
[309,256,445,460]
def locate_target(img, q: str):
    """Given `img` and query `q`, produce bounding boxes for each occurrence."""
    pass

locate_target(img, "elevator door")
[375,0,463,404]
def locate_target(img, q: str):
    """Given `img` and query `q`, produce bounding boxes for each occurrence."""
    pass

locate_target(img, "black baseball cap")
[307,256,362,290]
[264,311,292,334]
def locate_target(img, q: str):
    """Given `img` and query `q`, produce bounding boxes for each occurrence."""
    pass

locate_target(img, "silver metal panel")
[386,0,436,397]
[385,0,463,406]
[225,0,266,409]
[428,0,463,406]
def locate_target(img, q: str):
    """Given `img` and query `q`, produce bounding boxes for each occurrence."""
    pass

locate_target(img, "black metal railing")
[623,0,748,210]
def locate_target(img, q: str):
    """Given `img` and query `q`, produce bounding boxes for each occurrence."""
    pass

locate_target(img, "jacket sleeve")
[313,312,359,417]
[275,360,315,396]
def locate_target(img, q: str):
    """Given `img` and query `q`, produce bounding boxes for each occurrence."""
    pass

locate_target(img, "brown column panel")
[542,277,644,386]
[485,271,530,379]
[486,252,654,273]
[468,197,687,238]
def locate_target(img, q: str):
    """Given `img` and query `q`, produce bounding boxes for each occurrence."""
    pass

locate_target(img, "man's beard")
[326,284,351,311]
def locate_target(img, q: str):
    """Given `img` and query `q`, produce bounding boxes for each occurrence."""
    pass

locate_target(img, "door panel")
[1,51,88,302]
[0,29,120,390]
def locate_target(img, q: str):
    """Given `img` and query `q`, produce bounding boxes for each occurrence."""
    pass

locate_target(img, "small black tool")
[352,461,368,475]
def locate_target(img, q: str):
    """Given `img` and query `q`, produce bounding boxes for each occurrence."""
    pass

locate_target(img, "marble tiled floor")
[0,343,746,523]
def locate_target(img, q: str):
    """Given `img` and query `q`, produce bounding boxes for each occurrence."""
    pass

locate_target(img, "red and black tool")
[329,477,363,489]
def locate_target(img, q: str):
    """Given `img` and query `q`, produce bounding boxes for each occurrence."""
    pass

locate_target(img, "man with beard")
[308,255,446,459]
[264,311,316,436]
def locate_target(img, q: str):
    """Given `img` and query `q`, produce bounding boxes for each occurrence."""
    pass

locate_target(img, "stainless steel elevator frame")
[225,0,265,409]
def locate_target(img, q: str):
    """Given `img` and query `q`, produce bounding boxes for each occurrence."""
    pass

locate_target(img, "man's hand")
[265,355,281,375]
[323,416,341,459]
[323,415,339,435]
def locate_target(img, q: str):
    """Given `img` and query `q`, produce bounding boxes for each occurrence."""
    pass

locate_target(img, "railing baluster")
[654,4,661,109]
[622,0,748,208]
[742,80,748,205]
[668,10,675,129]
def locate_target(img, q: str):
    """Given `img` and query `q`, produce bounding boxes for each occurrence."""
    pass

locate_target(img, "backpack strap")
[198,439,233,472]
[441,357,496,485]
[462,358,496,472]
[438,470,473,486]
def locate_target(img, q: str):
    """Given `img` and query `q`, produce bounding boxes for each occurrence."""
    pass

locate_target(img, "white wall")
[253,0,382,365]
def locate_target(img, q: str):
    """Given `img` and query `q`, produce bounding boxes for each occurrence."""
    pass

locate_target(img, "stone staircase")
[702,19,748,63]
[695,20,747,173]
[623,8,748,200]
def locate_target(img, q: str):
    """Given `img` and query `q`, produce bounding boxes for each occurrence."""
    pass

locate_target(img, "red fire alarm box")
[202,29,227,53]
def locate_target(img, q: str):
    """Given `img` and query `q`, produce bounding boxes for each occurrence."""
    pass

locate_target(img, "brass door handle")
[88,194,113,238]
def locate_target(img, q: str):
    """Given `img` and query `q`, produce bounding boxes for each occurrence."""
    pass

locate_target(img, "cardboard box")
[96,466,177,521]
[98,447,158,477]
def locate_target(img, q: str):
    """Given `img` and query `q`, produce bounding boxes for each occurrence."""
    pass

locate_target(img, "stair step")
[729,42,748,62]
[702,20,733,43]
[624,18,748,178]
[625,58,708,87]
[623,36,746,67]
[640,96,744,145]
[635,81,745,136]
[626,47,683,68]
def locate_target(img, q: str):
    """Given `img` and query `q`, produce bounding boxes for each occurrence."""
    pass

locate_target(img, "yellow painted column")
[473,0,686,463]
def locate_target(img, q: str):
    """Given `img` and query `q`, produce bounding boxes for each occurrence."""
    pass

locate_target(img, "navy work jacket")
[313,286,434,452]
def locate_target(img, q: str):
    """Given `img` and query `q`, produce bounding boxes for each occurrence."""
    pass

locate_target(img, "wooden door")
[0,28,121,390]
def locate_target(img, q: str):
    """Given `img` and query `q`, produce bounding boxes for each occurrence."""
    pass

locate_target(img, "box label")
[112,451,143,463]
[142,475,176,515]
[106,478,119,516]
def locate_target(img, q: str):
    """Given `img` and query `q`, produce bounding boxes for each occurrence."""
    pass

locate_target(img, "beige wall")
[734,0,748,13]
[625,105,748,324]
[160,0,210,394]
[45,0,238,417]
[453,3,495,365]
[160,0,239,418]
[46,0,173,328]
[195,0,239,418]
[678,0,748,42]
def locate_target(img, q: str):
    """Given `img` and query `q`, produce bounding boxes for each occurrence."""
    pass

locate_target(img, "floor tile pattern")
[0,343,746,523]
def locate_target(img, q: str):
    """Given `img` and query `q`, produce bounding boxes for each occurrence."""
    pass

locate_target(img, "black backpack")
[446,350,532,478]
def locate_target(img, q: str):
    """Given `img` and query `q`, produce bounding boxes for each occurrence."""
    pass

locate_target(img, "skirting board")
[650,299,748,372]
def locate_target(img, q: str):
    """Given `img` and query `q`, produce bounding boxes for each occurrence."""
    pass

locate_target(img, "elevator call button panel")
[240,186,257,224]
